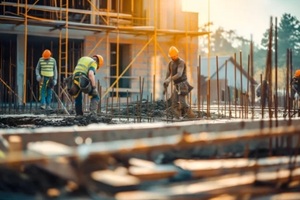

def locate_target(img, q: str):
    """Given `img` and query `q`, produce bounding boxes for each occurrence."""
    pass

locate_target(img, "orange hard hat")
[168,46,179,58]
[294,69,300,77]
[42,49,51,59]
[93,54,104,69]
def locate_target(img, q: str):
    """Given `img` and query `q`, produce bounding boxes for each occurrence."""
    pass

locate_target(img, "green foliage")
[208,13,300,81]
[260,13,300,68]
[209,27,251,71]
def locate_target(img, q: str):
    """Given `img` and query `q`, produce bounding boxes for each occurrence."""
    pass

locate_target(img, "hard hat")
[42,49,51,59]
[294,69,300,77]
[168,46,179,58]
[93,54,104,69]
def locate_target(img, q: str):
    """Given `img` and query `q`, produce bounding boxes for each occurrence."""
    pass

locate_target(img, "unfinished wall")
[0,0,203,106]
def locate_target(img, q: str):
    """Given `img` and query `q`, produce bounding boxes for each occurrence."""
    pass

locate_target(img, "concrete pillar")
[16,34,25,105]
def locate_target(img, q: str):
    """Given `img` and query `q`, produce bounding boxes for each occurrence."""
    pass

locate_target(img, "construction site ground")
[0,101,300,200]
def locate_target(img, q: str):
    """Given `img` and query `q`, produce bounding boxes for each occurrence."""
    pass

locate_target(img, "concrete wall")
[84,33,199,103]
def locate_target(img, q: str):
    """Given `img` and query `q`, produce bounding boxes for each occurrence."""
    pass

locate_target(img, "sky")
[182,0,300,45]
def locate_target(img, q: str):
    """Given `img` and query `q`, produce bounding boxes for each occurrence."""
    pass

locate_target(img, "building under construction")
[1,1,300,200]
[0,0,208,109]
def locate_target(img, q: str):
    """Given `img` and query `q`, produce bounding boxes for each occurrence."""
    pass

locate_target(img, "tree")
[260,13,300,68]
[210,27,236,55]
[209,27,252,69]
[278,13,300,67]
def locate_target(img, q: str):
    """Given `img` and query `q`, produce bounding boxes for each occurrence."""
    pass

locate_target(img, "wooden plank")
[2,118,300,151]
[106,88,140,93]
[76,124,300,157]
[115,173,256,200]
[91,168,141,193]
[115,191,167,200]
[115,184,274,200]
[8,136,22,152]
[252,192,300,200]
[128,166,177,180]
[1,130,299,166]
[110,18,132,26]
[91,168,140,187]
[115,168,300,200]
[128,158,178,180]
[0,2,132,19]
[27,141,74,157]
[0,151,46,166]
[174,156,300,177]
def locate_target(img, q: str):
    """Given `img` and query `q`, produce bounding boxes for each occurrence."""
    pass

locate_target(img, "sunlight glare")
[182,0,201,13]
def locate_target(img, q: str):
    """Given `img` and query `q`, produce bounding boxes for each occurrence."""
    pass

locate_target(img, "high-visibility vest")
[74,56,97,75]
[39,57,56,77]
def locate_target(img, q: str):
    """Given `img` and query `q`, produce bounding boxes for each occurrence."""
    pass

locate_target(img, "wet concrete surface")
[0,100,208,128]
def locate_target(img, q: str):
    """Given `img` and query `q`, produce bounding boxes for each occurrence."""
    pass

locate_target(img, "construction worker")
[35,49,58,110]
[163,46,195,119]
[255,79,269,107]
[64,55,104,116]
[291,69,300,99]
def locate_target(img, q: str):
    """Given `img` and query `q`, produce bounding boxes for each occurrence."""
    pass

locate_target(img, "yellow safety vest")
[73,56,97,75]
[40,57,55,77]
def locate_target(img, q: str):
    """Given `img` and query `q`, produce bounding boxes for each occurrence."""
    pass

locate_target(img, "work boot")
[75,104,83,116]
[171,107,181,119]
[90,99,98,116]
[40,105,46,110]
[46,105,53,110]
[186,107,196,119]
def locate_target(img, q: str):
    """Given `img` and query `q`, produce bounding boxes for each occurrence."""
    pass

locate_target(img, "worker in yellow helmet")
[163,46,195,119]
[64,54,104,116]
[35,49,58,110]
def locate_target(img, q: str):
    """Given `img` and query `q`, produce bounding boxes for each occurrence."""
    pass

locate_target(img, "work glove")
[63,76,73,88]
[163,80,170,88]
[36,75,41,82]
[90,86,99,96]
[295,93,299,100]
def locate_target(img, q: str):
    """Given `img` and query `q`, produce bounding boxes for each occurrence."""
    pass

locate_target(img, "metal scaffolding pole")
[0,0,209,106]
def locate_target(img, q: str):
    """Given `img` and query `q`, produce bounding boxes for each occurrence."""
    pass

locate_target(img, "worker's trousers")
[39,76,53,106]
[75,91,100,115]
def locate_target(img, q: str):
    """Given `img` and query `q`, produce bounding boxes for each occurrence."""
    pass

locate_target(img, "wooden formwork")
[0,118,300,199]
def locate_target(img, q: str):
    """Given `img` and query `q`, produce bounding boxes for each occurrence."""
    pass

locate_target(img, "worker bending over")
[65,55,104,116]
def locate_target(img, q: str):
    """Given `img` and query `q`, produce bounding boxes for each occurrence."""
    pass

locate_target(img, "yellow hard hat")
[42,49,51,59]
[294,69,300,77]
[93,54,104,69]
[168,46,179,57]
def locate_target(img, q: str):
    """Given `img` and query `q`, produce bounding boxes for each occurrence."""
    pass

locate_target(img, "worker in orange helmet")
[163,46,195,119]
[291,69,300,100]
[64,54,104,116]
[35,49,58,110]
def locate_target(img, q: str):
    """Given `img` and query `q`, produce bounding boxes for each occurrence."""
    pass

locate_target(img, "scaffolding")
[0,0,209,106]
